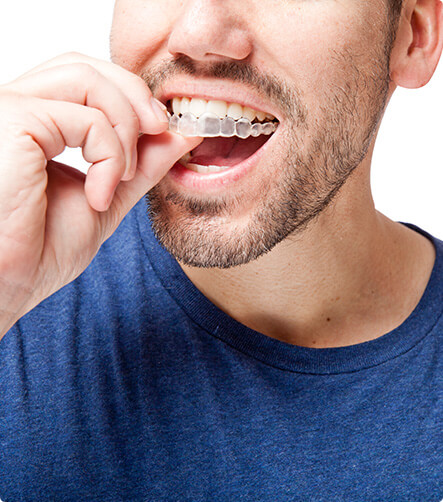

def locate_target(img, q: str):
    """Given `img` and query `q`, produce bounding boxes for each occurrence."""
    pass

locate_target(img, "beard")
[142,31,394,269]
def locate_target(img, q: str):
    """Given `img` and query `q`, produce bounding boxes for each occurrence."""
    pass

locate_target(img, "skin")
[0,55,204,339]
[110,0,442,347]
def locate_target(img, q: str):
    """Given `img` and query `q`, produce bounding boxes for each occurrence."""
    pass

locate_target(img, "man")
[0,0,441,499]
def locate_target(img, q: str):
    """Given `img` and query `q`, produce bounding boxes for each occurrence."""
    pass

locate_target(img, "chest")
[1,372,440,501]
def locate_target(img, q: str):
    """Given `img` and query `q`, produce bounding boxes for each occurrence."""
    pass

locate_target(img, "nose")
[167,0,253,62]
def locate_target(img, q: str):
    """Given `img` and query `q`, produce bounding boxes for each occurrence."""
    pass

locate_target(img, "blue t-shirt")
[0,198,441,501]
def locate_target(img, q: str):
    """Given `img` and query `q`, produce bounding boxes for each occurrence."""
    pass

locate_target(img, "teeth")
[261,122,275,135]
[184,162,231,173]
[173,98,279,171]
[178,112,198,136]
[172,97,181,115]
[169,113,179,132]
[181,97,191,114]
[242,106,256,122]
[250,123,262,137]
[169,96,276,122]
[189,98,207,118]
[169,112,278,138]
[197,112,221,137]
[206,100,227,118]
[220,117,236,137]
[256,111,266,122]
[226,102,243,120]
[235,118,252,139]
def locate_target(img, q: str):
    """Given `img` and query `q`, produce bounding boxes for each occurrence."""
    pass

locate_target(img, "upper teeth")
[171,97,276,122]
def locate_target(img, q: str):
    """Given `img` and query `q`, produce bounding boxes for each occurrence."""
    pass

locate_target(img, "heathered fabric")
[0,197,441,501]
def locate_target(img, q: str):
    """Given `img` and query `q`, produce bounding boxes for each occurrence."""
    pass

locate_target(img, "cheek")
[272,11,362,77]
[262,7,387,117]
[110,0,176,72]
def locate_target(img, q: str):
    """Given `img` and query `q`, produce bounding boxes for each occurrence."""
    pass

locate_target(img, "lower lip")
[167,129,279,191]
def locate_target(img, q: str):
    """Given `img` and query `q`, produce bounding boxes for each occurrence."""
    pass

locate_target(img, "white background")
[0,0,441,238]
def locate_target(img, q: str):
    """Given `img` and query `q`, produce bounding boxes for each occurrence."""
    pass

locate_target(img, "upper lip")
[156,78,283,122]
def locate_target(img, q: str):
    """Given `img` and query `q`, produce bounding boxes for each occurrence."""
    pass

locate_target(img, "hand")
[0,52,202,336]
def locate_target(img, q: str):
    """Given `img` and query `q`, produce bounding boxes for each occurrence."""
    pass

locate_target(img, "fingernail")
[151,97,169,124]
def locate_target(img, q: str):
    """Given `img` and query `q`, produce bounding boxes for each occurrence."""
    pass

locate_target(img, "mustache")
[140,54,307,126]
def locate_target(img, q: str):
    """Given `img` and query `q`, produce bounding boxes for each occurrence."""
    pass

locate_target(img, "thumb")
[103,131,203,233]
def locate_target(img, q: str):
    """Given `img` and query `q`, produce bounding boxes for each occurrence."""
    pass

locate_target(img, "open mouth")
[166,97,280,174]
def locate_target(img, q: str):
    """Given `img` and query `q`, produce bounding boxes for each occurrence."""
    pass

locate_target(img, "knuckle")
[37,52,88,70]
[60,51,86,63]
[69,62,99,81]
[89,107,108,127]
[91,116,125,162]
[0,110,42,160]
[6,119,30,139]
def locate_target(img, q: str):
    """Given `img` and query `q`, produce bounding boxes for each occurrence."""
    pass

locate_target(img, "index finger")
[11,52,165,135]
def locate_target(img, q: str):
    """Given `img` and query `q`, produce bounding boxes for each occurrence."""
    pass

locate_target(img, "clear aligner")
[168,112,278,138]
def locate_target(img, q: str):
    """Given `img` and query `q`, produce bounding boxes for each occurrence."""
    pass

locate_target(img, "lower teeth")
[183,162,230,173]
[168,112,278,138]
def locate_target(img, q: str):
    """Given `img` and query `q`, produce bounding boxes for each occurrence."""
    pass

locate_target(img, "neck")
[178,166,436,348]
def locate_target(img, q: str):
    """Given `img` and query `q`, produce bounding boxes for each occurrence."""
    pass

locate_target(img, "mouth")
[165,96,280,174]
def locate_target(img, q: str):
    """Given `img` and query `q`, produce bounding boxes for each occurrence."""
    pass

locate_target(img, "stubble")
[142,25,394,269]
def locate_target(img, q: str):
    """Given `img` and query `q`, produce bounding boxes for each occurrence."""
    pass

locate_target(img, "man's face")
[110,0,395,268]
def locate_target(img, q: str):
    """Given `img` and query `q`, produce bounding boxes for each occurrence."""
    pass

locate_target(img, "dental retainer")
[168,111,278,138]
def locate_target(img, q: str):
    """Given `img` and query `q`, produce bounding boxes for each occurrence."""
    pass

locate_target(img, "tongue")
[189,135,269,167]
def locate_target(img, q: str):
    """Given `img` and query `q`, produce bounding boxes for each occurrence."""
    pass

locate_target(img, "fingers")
[21,96,128,212]
[5,64,163,182]
[7,52,168,135]
[5,53,172,183]
[2,52,195,218]
[103,133,204,233]
[18,94,203,216]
